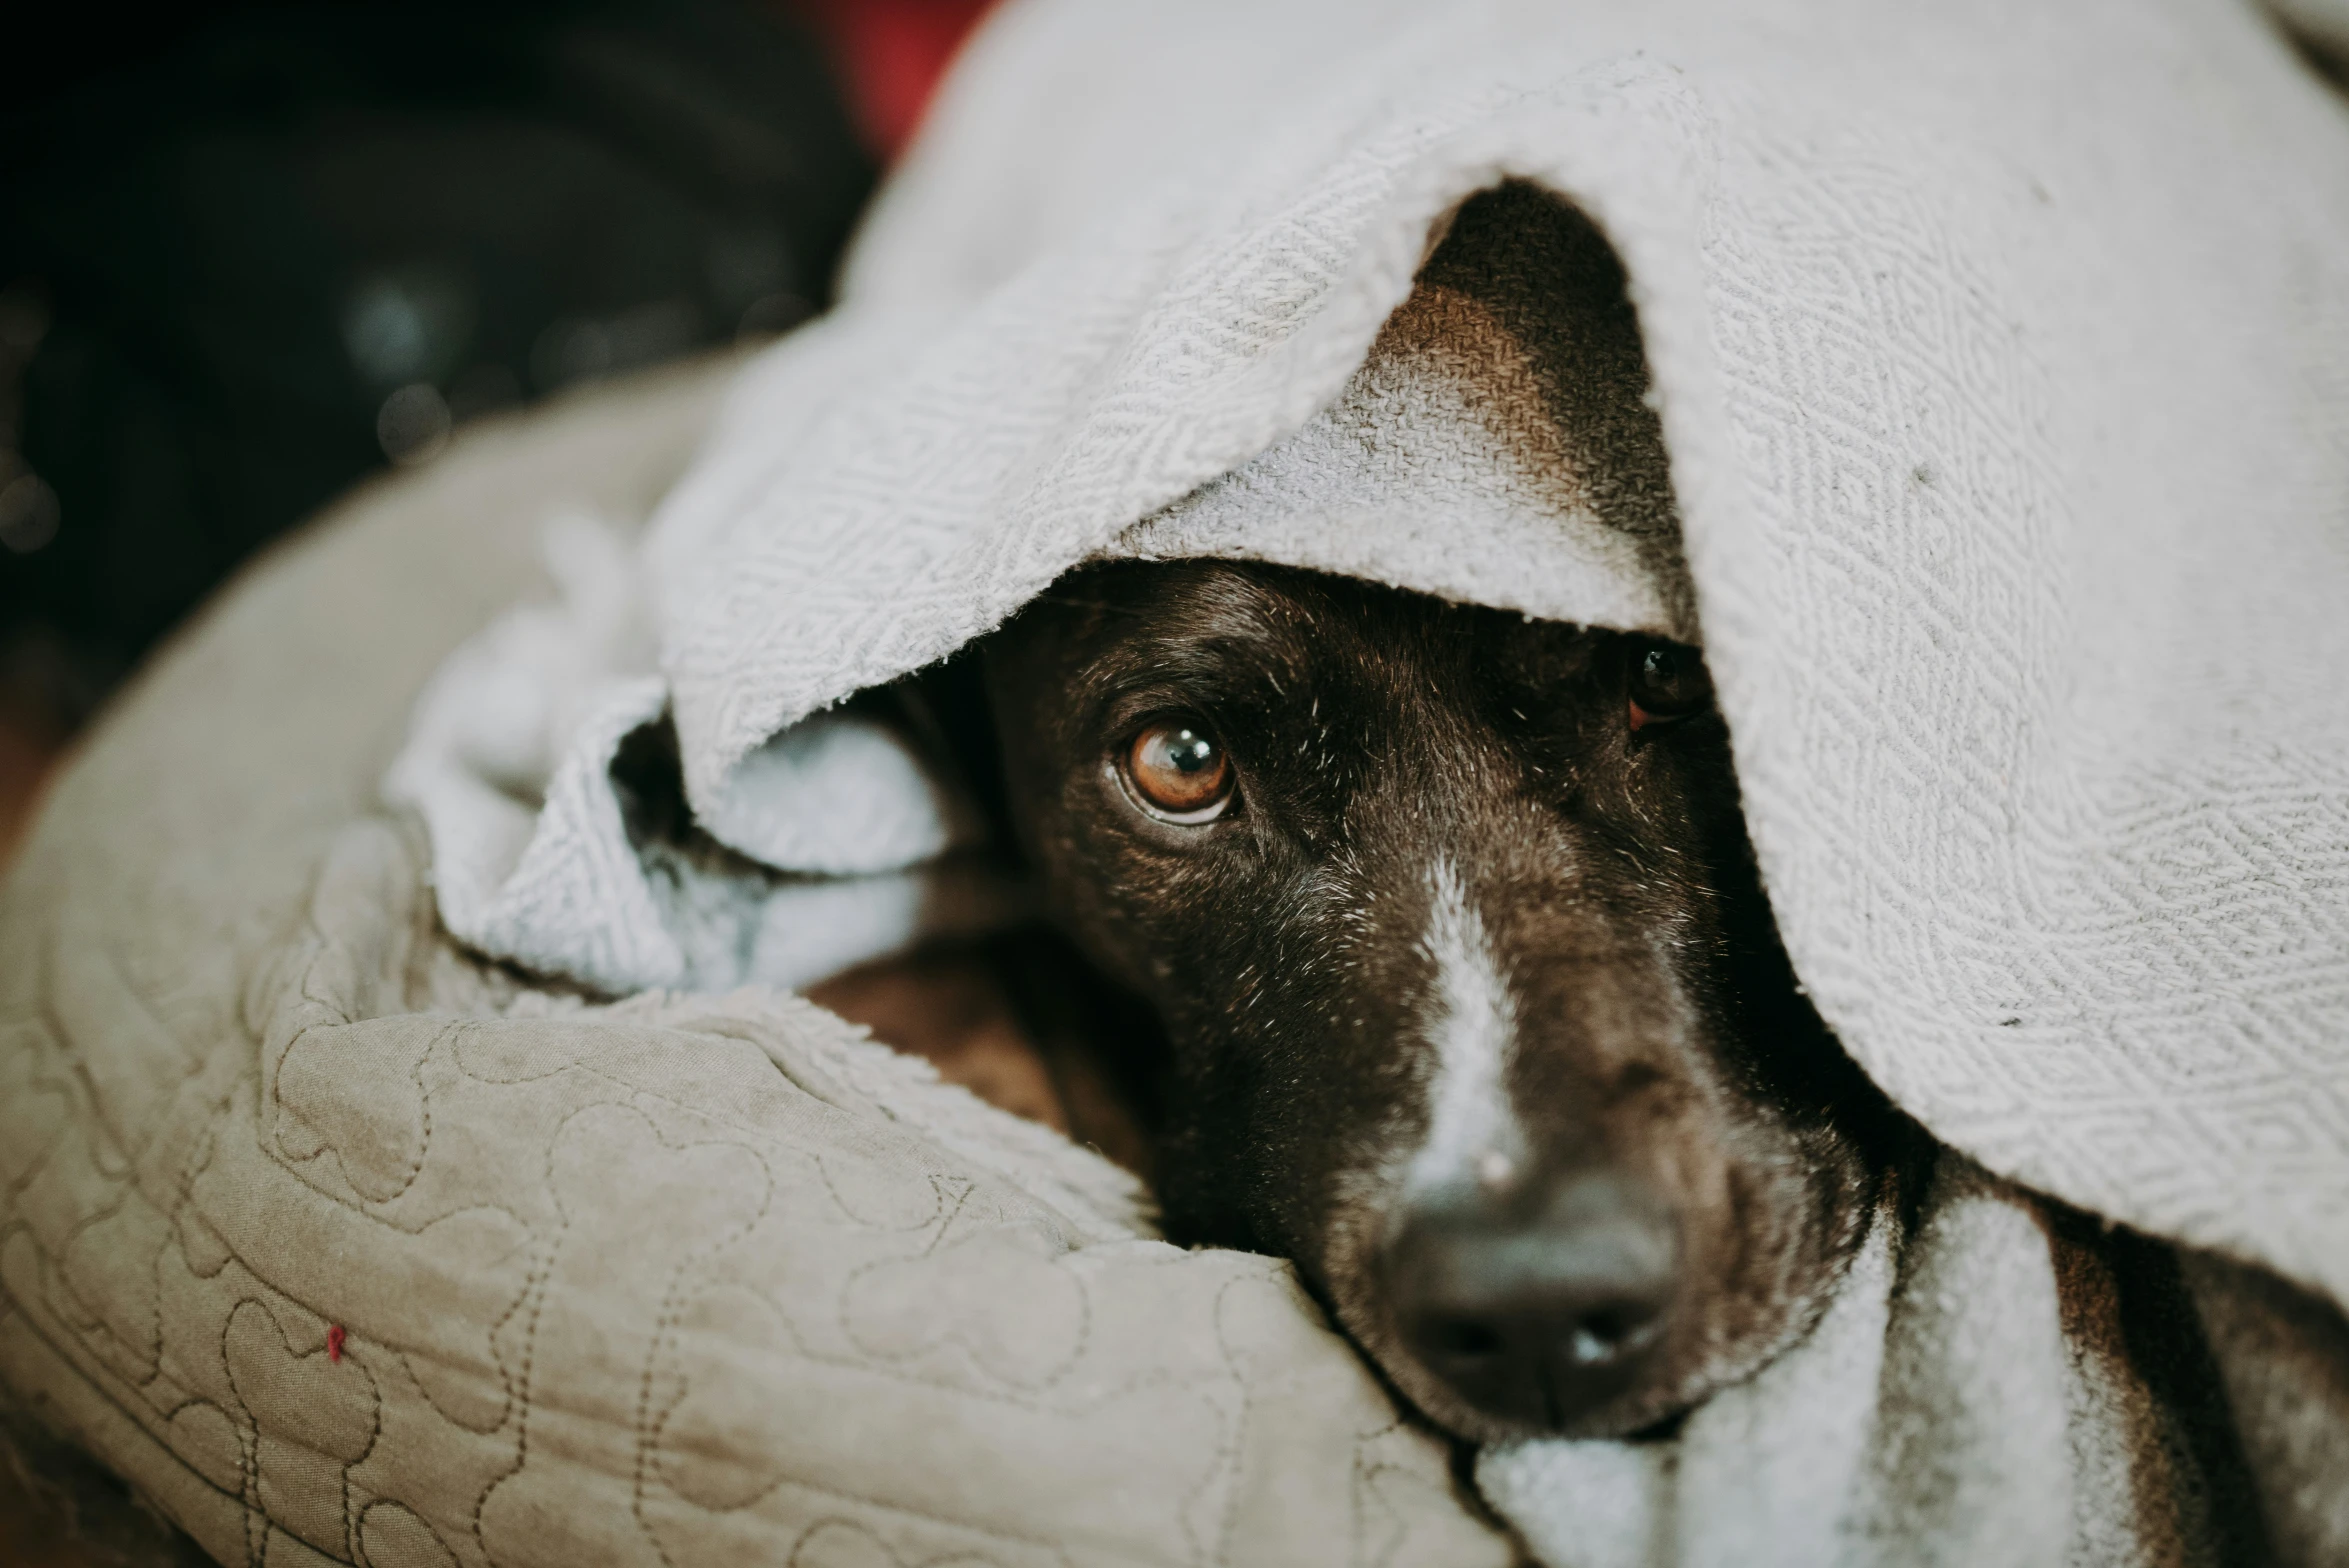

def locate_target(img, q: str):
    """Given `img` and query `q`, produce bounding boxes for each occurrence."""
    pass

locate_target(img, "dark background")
[0,0,991,857]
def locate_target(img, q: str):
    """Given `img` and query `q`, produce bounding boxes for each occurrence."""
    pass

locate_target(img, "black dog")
[970,558,1905,1442]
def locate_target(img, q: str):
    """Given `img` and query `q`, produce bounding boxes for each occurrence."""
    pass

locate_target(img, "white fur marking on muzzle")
[1406,860,1524,1193]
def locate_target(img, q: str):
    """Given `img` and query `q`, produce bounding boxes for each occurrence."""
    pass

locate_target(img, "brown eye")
[1627,640,1712,731]
[1121,720,1235,822]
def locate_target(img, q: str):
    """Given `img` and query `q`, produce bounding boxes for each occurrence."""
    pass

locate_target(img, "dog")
[962,557,1910,1443]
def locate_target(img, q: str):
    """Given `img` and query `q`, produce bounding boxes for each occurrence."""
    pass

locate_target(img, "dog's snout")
[1383,1170,1679,1431]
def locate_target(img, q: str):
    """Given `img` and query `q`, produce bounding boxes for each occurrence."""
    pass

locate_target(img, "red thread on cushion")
[327,1324,345,1364]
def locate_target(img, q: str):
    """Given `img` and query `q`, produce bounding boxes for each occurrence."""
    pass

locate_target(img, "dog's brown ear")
[985,925,1170,1182]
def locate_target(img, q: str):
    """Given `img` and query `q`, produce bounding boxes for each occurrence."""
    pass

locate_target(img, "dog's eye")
[1121,720,1235,823]
[1627,640,1712,731]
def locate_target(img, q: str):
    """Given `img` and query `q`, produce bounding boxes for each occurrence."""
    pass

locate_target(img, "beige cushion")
[0,359,1507,1568]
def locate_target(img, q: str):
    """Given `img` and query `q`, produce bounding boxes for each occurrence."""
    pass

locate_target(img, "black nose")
[1382,1170,1680,1431]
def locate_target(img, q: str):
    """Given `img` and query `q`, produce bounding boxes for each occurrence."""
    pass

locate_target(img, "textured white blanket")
[389,0,2349,1559]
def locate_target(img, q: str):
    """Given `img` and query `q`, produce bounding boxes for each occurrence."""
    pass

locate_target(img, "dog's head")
[978,558,1893,1441]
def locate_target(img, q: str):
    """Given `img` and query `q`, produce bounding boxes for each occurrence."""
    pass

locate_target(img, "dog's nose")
[1383,1170,1679,1431]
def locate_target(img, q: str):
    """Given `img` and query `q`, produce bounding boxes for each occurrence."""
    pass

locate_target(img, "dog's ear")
[986,922,1171,1179]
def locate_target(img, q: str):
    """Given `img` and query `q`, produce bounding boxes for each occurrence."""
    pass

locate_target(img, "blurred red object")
[786,0,997,161]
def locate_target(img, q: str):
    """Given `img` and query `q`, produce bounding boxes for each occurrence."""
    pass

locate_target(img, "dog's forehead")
[1101,561,1355,644]
[1047,562,1368,703]
[1062,560,1603,692]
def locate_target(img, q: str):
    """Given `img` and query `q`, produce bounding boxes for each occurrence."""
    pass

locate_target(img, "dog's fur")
[970,559,1907,1441]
